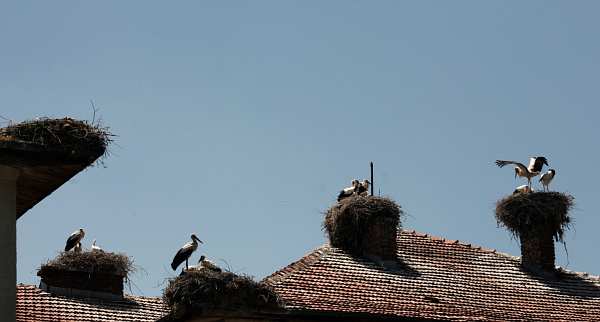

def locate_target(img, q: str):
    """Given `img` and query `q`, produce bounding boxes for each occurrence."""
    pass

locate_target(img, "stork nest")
[0,117,113,163]
[323,196,402,254]
[495,192,574,242]
[163,269,282,319]
[38,251,134,278]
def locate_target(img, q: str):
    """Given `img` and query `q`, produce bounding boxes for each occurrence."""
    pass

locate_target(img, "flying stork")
[171,234,203,271]
[65,228,85,252]
[357,179,370,196]
[539,169,556,192]
[91,239,103,252]
[337,179,360,201]
[495,156,549,188]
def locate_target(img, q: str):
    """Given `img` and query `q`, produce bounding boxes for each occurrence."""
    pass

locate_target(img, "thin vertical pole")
[370,162,374,196]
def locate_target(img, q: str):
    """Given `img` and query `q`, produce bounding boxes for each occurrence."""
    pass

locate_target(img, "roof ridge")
[401,229,499,253]
[17,284,165,302]
[262,245,330,286]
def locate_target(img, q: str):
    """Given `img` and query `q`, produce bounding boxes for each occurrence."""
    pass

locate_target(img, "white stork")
[357,179,370,196]
[65,228,85,252]
[337,179,360,201]
[513,184,533,195]
[91,239,103,252]
[539,169,556,192]
[198,255,222,272]
[73,242,82,253]
[495,156,548,188]
[171,234,203,271]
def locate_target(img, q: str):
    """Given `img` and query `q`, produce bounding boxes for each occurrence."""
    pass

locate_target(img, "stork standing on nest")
[539,169,556,192]
[337,179,360,201]
[495,156,548,189]
[64,228,85,252]
[171,234,203,271]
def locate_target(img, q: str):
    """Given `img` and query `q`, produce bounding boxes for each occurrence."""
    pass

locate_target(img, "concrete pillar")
[0,166,19,322]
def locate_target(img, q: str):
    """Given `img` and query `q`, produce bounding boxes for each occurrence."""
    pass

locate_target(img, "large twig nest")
[0,117,113,163]
[495,192,574,242]
[38,251,134,278]
[323,196,402,255]
[163,269,282,319]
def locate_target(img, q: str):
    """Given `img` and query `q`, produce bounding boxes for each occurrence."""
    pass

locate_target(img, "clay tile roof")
[264,230,600,321]
[16,284,169,322]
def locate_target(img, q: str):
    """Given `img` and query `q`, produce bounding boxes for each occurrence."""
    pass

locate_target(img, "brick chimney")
[360,215,399,262]
[495,192,574,275]
[37,252,131,301]
[325,196,401,265]
[39,268,125,300]
[519,228,556,272]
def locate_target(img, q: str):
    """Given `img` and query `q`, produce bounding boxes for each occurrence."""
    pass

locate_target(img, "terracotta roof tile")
[16,284,168,322]
[264,230,600,321]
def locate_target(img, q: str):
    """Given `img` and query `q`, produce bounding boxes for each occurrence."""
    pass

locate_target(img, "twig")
[90,100,99,125]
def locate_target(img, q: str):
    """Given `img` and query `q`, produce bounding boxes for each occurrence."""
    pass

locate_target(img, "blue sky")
[3,1,600,296]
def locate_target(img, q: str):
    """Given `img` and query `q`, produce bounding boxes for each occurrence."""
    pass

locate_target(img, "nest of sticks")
[38,251,134,278]
[0,117,112,163]
[495,191,574,242]
[163,269,282,319]
[323,196,402,254]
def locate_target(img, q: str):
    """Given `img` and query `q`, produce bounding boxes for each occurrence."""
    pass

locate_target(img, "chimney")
[519,228,555,271]
[38,251,131,300]
[495,192,574,274]
[324,196,402,264]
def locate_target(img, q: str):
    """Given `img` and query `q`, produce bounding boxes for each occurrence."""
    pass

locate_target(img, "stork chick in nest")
[513,184,533,195]
[337,179,360,201]
[91,239,103,252]
[357,179,370,196]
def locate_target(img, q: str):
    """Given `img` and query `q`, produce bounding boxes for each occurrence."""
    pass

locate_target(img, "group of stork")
[169,234,221,273]
[337,179,371,201]
[62,229,219,274]
[495,156,556,193]
[61,159,556,275]
[64,228,102,253]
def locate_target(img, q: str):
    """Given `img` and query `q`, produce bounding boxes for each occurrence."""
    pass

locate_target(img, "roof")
[0,118,109,219]
[264,230,600,322]
[16,284,169,322]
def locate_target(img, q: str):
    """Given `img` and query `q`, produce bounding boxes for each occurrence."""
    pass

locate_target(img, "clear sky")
[3,1,600,296]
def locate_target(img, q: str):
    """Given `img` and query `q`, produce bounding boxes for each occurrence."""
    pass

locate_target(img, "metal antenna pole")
[370,162,374,196]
